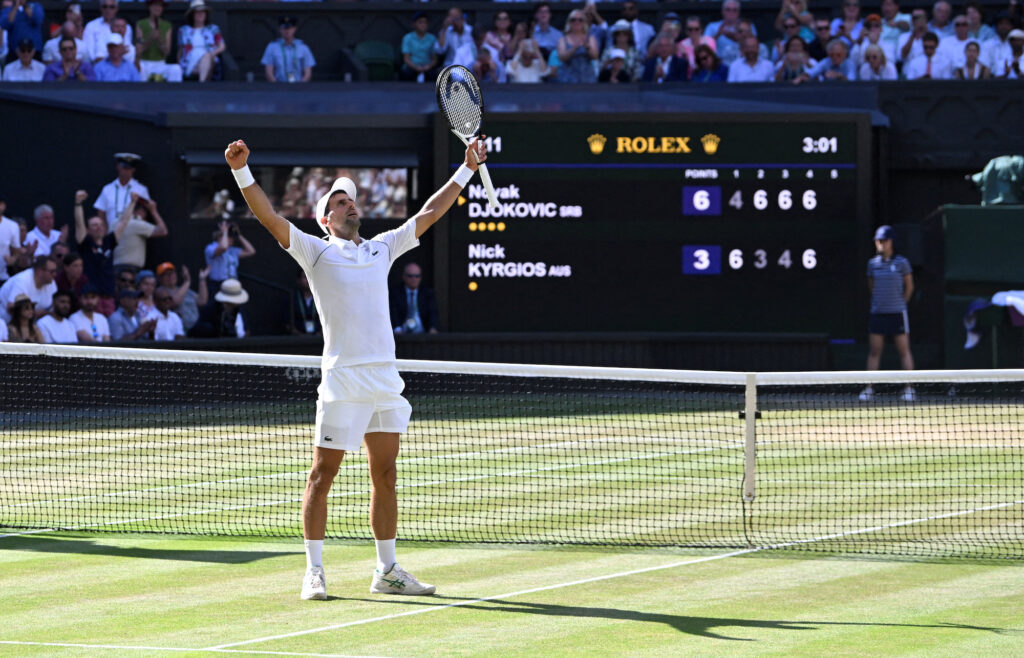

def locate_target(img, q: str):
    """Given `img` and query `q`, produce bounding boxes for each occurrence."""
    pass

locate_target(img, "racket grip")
[478,163,499,210]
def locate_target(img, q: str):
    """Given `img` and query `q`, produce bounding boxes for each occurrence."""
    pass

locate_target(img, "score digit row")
[682,246,819,275]
[683,187,820,215]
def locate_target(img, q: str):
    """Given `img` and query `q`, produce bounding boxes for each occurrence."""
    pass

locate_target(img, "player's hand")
[465,135,487,171]
[224,140,250,170]
[74,189,88,204]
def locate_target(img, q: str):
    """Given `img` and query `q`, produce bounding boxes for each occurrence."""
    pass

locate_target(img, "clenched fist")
[224,140,250,170]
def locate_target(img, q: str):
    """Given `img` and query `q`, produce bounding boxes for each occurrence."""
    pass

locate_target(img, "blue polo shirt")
[260,38,316,81]
[401,31,436,68]
[94,58,142,82]
[868,254,911,313]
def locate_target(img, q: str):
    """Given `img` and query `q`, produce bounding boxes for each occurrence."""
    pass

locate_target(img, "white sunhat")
[314,177,357,235]
[215,278,249,305]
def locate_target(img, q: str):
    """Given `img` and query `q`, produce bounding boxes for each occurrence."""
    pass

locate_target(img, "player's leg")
[300,446,345,600]
[365,431,400,556]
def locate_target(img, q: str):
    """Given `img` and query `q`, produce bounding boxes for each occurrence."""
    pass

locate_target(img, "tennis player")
[224,137,486,600]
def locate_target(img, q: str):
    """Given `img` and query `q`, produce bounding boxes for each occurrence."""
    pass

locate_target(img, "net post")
[743,373,757,503]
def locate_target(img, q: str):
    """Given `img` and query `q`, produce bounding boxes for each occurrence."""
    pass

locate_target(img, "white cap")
[608,48,627,61]
[1009,28,1024,39]
[106,33,124,46]
[314,177,357,235]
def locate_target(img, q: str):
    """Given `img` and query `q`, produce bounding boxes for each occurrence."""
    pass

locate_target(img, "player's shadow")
[1,536,293,564]
[338,596,1023,641]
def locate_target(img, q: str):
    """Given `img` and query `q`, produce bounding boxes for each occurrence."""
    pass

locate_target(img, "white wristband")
[232,165,255,189]
[451,164,474,188]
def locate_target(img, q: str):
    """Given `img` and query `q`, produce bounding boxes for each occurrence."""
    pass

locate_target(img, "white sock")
[304,539,323,570]
[375,538,396,573]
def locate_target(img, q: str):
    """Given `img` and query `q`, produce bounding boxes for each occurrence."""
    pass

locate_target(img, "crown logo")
[587,133,607,155]
[701,134,721,155]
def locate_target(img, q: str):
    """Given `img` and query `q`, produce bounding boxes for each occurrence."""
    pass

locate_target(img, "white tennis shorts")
[314,364,412,452]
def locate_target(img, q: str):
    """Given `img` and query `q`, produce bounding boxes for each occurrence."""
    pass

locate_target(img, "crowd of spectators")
[1,0,1022,84]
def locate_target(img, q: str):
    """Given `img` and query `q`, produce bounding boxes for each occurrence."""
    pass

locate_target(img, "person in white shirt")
[69,285,111,342]
[3,39,46,82]
[904,32,954,79]
[507,38,549,83]
[897,9,931,64]
[43,20,86,63]
[851,15,896,69]
[82,0,132,62]
[879,0,911,47]
[0,255,57,323]
[453,25,505,82]
[94,153,150,230]
[859,43,898,79]
[36,290,78,344]
[222,134,488,601]
[434,6,473,68]
[0,210,23,283]
[25,204,67,258]
[727,36,775,82]
[995,28,1024,78]
[982,14,1015,72]
[145,287,185,340]
[940,15,974,68]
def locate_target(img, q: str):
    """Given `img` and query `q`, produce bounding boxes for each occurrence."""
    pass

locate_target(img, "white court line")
[0,641,383,657]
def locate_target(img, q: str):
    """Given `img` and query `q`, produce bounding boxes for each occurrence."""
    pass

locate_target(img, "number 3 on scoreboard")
[682,245,722,275]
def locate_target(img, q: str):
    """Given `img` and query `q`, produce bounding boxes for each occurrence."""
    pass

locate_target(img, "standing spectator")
[95,153,149,229]
[36,289,77,344]
[136,269,156,317]
[112,191,168,270]
[286,267,319,336]
[641,32,688,83]
[808,17,833,61]
[733,22,770,63]
[831,0,865,47]
[800,38,857,80]
[532,3,563,58]
[453,25,504,81]
[705,0,750,67]
[82,0,129,63]
[904,32,953,79]
[0,256,56,323]
[485,10,513,62]
[196,279,249,338]
[145,286,184,340]
[860,225,915,402]
[204,220,255,294]
[262,15,315,83]
[94,33,140,82]
[55,252,88,299]
[136,0,182,83]
[859,43,898,79]
[507,38,549,83]
[75,203,126,316]
[390,263,438,335]
[964,2,995,44]
[941,15,974,68]
[982,13,1015,74]
[678,16,716,71]
[556,9,599,83]
[997,29,1024,78]
[26,204,67,257]
[156,261,208,332]
[772,15,804,63]
[399,11,437,82]
[506,21,530,66]
[3,39,45,81]
[7,294,44,343]
[0,0,44,61]
[928,0,955,39]
[898,9,931,67]
[620,0,654,55]
[777,36,813,82]
[109,288,155,341]
[43,36,96,81]
[601,20,641,81]
[880,0,912,48]
[955,40,991,78]
[42,20,85,64]
[178,0,224,82]
[691,44,729,82]
[435,7,472,69]
[774,0,814,43]
[70,284,110,342]
[582,1,608,54]
[0,201,24,284]
[727,36,774,82]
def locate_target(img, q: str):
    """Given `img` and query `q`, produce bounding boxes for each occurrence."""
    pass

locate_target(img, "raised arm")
[412,137,486,239]
[224,140,292,248]
[74,189,89,244]
[113,193,137,242]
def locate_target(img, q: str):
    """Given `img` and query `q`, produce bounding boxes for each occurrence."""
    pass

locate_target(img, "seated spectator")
[532,3,563,59]
[601,19,642,81]
[435,7,472,69]
[109,288,155,341]
[679,17,717,71]
[26,204,67,257]
[11,218,35,273]
[43,36,96,81]
[195,278,249,338]
[390,263,438,334]
[75,202,126,316]
[400,11,437,83]
[705,0,747,67]
[776,36,814,82]
[55,252,88,299]
[648,11,683,59]
[137,269,156,317]
[454,25,505,82]
[0,256,57,324]
[772,15,805,63]
[995,29,1024,78]
[800,38,857,81]
[904,32,953,79]
[112,191,168,270]
[70,284,111,342]
[42,20,85,64]
[286,267,319,336]
[0,0,44,61]
[3,39,45,81]
[136,0,182,83]
[774,0,815,44]
[178,0,225,83]
[928,0,954,39]
[83,0,129,63]
[113,265,136,297]
[734,21,771,63]
[204,220,255,294]
[982,13,1015,74]
[880,0,912,48]
[851,14,896,69]
[598,48,632,83]
[964,2,994,44]
[262,15,315,83]
[808,17,833,61]
[485,10,513,62]
[831,0,865,47]
[940,14,974,68]
[7,294,44,343]
[37,289,77,344]
[156,262,208,333]
[955,40,991,79]
[727,36,774,82]
[0,208,23,285]
[507,38,549,83]
[640,32,688,83]
[94,33,141,82]
[473,45,502,84]
[898,10,931,66]
[144,286,184,340]
[691,44,729,82]
[50,242,70,273]
[859,44,898,79]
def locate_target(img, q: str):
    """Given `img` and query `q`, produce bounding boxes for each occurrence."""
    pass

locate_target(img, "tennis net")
[1,344,1021,558]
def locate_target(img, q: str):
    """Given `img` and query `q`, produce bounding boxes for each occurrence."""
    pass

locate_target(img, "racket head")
[436,65,484,139]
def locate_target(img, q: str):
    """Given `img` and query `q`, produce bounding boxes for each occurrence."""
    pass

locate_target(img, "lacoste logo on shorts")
[323,436,333,442]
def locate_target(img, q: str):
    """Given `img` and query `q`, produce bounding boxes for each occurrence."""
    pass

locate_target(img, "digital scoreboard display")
[438,114,872,336]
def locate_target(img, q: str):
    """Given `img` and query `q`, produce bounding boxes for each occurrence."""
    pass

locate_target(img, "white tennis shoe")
[370,563,436,596]
[858,387,874,401]
[901,387,916,402]
[301,566,327,600]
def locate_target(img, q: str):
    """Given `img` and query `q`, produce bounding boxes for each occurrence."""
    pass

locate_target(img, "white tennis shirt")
[284,220,418,370]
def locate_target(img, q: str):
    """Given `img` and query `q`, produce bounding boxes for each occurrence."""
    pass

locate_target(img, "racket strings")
[438,68,483,137]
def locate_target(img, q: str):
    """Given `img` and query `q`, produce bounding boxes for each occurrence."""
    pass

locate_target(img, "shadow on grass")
[335,595,1024,641]
[1,536,295,564]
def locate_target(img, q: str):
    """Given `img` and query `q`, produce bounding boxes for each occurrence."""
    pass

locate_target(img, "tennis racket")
[436,65,499,210]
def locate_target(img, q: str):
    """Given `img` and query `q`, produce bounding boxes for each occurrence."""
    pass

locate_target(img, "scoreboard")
[437,114,872,336]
